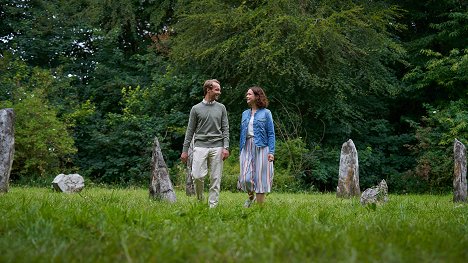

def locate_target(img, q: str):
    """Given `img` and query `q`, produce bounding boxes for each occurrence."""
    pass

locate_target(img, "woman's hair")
[249,86,269,108]
[203,79,220,96]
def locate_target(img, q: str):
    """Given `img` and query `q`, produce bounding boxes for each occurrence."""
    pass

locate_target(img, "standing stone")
[149,137,176,202]
[453,139,467,202]
[185,139,195,196]
[360,179,389,205]
[52,174,85,193]
[337,139,360,198]
[0,108,15,193]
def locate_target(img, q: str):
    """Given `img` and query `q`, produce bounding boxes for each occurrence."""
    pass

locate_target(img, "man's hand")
[222,149,230,161]
[180,152,188,164]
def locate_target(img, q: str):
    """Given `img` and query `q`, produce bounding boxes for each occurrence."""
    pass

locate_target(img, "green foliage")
[305,145,340,192]
[172,0,405,133]
[353,119,416,191]
[71,0,176,114]
[219,147,240,192]
[397,1,467,116]
[1,187,467,262]
[274,138,312,191]
[0,56,77,179]
[404,45,467,101]
[1,0,182,186]
[73,91,159,184]
[275,138,308,174]
[408,100,468,192]
[77,113,158,184]
[75,69,207,185]
[400,3,468,193]
[10,90,76,178]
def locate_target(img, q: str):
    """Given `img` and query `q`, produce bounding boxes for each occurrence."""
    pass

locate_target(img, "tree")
[0,55,76,180]
[1,0,183,184]
[172,0,404,121]
[402,6,468,191]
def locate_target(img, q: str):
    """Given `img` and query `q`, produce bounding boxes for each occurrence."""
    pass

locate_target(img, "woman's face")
[246,89,256,106]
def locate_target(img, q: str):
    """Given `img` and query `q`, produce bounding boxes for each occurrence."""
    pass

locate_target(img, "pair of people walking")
[180,79,275,208]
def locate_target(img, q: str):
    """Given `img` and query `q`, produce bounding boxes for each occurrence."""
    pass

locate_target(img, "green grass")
[0,187,467,262]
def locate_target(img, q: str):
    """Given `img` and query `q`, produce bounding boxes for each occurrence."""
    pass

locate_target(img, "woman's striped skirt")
[238,137,274,193]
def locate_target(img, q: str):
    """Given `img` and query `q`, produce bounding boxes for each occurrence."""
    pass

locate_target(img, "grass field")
[0,187,467,262]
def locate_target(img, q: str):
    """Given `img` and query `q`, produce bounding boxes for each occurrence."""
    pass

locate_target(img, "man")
[181,79,230,208]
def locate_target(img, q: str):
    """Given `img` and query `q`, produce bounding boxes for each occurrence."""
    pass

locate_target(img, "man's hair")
[249,86,269,108]
[203,79,220,96]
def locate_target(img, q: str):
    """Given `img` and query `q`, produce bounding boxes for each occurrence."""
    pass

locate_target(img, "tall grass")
[0,187,467,262]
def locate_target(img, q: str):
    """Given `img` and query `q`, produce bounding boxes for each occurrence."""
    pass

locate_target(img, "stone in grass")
[453,139,467,203]
[52,174,85,193]
[149,137,177,202]
[360,179,388,206]
[185,139,195,196]
[0,108,15,193]
[336,139,360,198]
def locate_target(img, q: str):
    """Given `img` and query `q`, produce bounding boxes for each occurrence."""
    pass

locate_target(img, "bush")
[2,88,76,180]
[410,100,468,192]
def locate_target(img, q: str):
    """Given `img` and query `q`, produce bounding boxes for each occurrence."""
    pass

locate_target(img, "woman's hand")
[268,154,274,162]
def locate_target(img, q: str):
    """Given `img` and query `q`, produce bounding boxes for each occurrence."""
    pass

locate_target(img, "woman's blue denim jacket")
[239,108,275,154]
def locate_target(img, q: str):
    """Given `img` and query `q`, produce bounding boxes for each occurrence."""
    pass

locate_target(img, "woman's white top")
[247,115,254,137]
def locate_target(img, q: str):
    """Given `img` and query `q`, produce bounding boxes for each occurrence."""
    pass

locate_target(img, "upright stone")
[337,139,360,198]
[149,137,176,202]
[453,139,467,202]
[0,108,15,193]
[185,139,195,196]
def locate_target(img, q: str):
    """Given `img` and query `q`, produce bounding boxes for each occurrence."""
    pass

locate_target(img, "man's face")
[208,82,221,101]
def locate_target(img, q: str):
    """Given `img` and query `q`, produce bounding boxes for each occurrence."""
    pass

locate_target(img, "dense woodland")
[0,0,467,193]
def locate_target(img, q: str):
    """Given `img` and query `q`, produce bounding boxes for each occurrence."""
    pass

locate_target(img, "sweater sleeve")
[221,104,230,149]
[182,107,197,153]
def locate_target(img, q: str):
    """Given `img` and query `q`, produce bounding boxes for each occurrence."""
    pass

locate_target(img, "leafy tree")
[67,0,181,184]
[0,55,76,180]
[172,0,405,128]
[407,101,468,192]
[74,69,207,184]
[393,0,468,192]
[0,0,181,184]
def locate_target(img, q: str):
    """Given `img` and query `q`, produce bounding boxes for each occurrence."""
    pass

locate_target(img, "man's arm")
[221,104,230,160]
[221,105,229,149]
[181,108,197,163]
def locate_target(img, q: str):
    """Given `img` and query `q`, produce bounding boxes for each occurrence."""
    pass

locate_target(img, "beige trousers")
[191,147,224,208]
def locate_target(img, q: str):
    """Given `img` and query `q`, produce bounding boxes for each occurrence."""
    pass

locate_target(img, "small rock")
[360,179,388,205]
[52,174,85,193]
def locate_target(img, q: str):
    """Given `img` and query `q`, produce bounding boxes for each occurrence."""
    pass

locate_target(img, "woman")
[238,86,275,207]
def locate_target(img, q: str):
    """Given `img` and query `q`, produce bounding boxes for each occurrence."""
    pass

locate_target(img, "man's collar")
[203,99,215,104]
